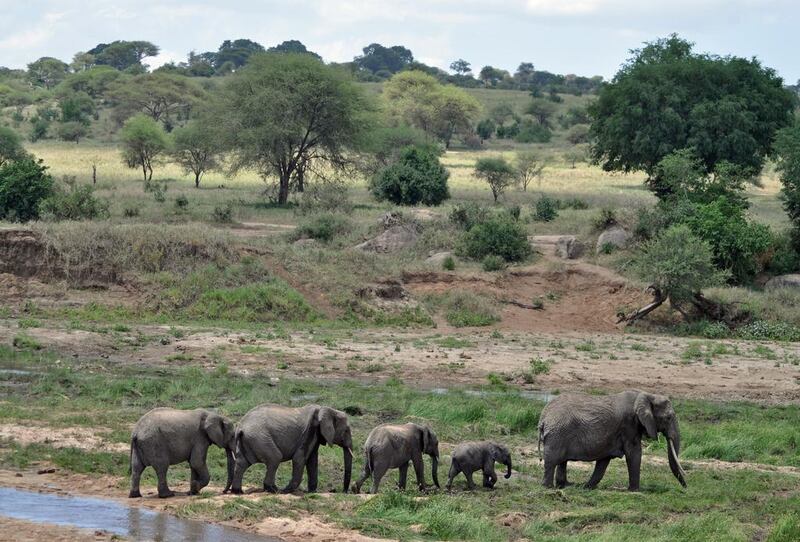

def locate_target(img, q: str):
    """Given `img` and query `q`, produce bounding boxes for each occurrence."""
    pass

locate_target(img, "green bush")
[0,158,54,221]
[39,177,109,220]
[439,291,500,327]
[458,218,532,262]
[533,196,559,222]
[369,146,450,206]
[593,207,618,230]
[188,280,318,323]
[295,213,351,242]
[0,126,27,166]
[767,232,800,274]
[212,204,233,223]
[482,254,505,271]
[449,202,489,230]
[174,195,189,212]
[513,121,552,143]
[442,255,455,271]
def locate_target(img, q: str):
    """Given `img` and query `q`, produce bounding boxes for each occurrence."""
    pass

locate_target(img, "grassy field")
[1,344,799,541]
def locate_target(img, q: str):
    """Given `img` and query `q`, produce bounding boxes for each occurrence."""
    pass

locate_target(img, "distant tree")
[214,39,265,69]
[214,53,370,204]
[514,151,545,191]
[91,41,159,71]
[774,122,800,245]
[70,52,96,72]
[107,73,206,127]
[526,98,557,128]
[0,126,27,166]
[514,62,536,87]
[450,59,471,75]
[474,157,515,202]
[0,158,54,221]
[564,146,588,168]
[268,40,322,60]
[476,119,495,141]
[184,51,215,77]
[566,123,590,144]
[59,91,95,124]
[489,103,515,126]
[56,121,88,143]
[354,43,414,76]
[58,66,123,98]
[27,57,69,89]
[119,114,170,180]
[171,121,221,187]
[479,66,509,87]
[590,34,796,192]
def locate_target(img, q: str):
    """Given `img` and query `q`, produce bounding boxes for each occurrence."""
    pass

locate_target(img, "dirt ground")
[0,516,119,541]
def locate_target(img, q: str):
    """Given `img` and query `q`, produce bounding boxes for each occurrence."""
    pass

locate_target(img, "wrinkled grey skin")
[129,408,236,499]
[446,441,512,490]
[538,390,686,491]
[230,404,353,494]
[352,423,440,494]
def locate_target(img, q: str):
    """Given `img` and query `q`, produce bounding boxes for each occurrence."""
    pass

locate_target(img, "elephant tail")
[128,436,140,475]
[537,420,546,460]
[366,446,374,474]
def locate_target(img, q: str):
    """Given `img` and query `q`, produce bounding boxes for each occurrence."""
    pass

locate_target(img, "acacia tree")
[0,126,27,167]
[27,57,69,89]
[514,151,545,191]
[171,121,220,187]
[773,123,800,246]
[474,157,515,202]
[107,73,206,127]
[120,114,170,181]
[214,53,370,204]
[450,59,471,75]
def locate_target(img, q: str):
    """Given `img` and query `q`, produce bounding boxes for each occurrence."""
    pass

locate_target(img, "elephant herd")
[128,390,687,499]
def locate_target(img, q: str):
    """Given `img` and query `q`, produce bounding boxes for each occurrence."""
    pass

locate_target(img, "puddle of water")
[290,393,320,403]
[0,369,35,376]
[429,388,555,403]
[0,487,278,542]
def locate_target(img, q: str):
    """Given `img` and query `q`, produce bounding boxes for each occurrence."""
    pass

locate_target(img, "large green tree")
[107,73,206,127]
[90,41,159,71]
[590,35,795,194]
[214,53,370,204]
[0,126,27,167]
[27,57,69,89]
[120,114,171,180]
[773,123,800,246]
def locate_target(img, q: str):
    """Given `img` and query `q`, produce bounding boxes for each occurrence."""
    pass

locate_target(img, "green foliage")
[212,204,234,223]
[295,213,351,242]
[474,156,515,202]
[187,281,317,323]
[774,122,800,246]
[0,126,27,166]
[437,291,500,327]
[171,121,220,187]
[590,34,796,181]
[651,148,751,204]
[633,224,728,305]
[476,118,495,140]
[533,196,559,222]
[27,56,69,89]
[108,72,205,128]
[370,145,450,206]
[514,151,545,191]
[55,121,88,143]
[119,114,170,181]
[442,255,456,271]
[39,177,109,221]
[58,66,123,98]
[767,232,800,274]
[768,514,800,542]
[59,91,95,124]
[458,217,532,262]
[513,120,552,143]
[0,158,54,221]
[449,202,489,230]
[481,254,505,272]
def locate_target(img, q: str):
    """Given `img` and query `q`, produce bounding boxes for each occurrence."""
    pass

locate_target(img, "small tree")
[774,123,800,246]
[450,59,471,75]
[56,121,88,143]
[476,119,495,141]
[515,151,545,191]
[0,158,54,221]
[172,121,220,187]
[370,146,450,206]
[119,114,170,181]
[526,98,557,128]
[475,157,515,202]
[0,126,27,167]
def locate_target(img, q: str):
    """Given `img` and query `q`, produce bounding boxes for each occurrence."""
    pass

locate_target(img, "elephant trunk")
[342,446,353,493]
[431,455,440,488]
[505,459,512,479]
[223,447,235,493]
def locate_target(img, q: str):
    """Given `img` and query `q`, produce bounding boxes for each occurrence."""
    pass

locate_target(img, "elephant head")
[635,392,686,487]
[202,412,237,493]
[317,406,353,493]
[491,443,513,479]
[420,425,440,488]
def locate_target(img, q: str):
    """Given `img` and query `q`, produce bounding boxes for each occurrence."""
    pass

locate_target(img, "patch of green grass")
[575,341,595,352]
[437,336,475,349]
[239,345,267,354]
[17,318,41,329]
[753,345,778,360]
[12,334,42,350]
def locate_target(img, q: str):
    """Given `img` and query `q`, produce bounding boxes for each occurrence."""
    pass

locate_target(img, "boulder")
[355,224,419,253]
[765,274,800,290]
[528,235,583,259]
[292,237,318,248]
[596,226,631,254]
[377,211,404,229]
[426,251,454,266]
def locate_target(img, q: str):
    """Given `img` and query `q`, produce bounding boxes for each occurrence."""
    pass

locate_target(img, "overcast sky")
[1,0,798,83]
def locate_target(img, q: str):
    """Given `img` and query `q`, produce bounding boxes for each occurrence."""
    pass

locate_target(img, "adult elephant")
[538,390,686,491]
[129,408,236,498]
[230,404,353,494]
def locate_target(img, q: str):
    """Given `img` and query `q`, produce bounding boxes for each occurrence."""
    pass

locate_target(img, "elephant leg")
[306,445,320,493]
[154,463,174,498]
[283,449,307,493]
[465,470,476,490]
[231,453,251,495]
[371,463,389,494]
[585,458,611,489]
[190,446,210,495]
[555,462,569,488]
[353,458,372,494]
[542,458,557,488]
[625,443,642,492]
[263,463,279,493]
[411,452,426,491]
[398,462,409,490]
[484,467,497,488]
[129,455,144,498]
[446,460,460,490]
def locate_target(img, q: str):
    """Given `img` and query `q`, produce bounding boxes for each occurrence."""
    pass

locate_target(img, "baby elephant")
[129,407,236,499]
[446,441,512,490]
[353,423,440,494]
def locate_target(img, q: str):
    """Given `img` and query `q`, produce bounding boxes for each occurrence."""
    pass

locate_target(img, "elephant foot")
[158,489,175,499]
[281,487,300,495]
[128,490,141,498]
[583,483,598,490]
[627,485,640,492]
[556,481,573,489]
[229,488,243,495]
[263,485,278,494]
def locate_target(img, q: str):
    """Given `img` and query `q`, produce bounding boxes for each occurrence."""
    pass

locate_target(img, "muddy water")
[429,388,556,403]
[0,487,280,542]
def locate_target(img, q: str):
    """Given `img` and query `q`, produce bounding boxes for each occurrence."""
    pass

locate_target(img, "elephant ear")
[317,407,336,446]
[203,412,225,447]
[634,393,657,439]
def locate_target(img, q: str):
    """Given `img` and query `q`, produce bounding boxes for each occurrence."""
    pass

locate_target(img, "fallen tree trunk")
[617,286,666,325]
[505,300,545,310]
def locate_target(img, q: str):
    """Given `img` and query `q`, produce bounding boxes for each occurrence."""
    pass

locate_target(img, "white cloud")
[0,11,66,52]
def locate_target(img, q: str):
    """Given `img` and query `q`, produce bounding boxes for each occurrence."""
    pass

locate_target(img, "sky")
[1,0,798,83]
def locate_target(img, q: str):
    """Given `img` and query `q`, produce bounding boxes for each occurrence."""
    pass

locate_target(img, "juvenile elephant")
[446,441,512,490]
[230,404,353,494]
[352,423,440,494]
[129,408,236,499]
[538,390,686,491]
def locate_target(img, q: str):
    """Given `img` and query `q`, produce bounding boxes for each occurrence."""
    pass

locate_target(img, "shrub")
[123,206,140,218]
[0,125,27,166]
[462,133,482,149]
[593,208,618,230]
[0,158,54,221]
[476,118,495,140]
[767,232,800,274]
[514,121,552,143]
[533,196,559,222]
[187,280,318,323]
[369,145,450,206]
[39,177,110,220]
[212,204,234,223]
[296,179,353,215]
[561,197,589,210]
[55,121,88,143]
[449,202,489,231]
[506,204,521,221]
[295,213,351,242]
[439,291,500,327]
[458,217,532,262]
[442,255,456,271]
[482,254,505,272]
[474,156,515,202]
[174,195,189,212]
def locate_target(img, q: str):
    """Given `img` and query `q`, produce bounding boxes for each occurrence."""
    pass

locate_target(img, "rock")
[410,209,441,222]
[357,280,408,300]
[528,235,583,259]
[355,224,419,253]
[378,211,404,229]
[292,237,318,248]
[426,251,453,266]
[596,226,631,254]
[765,274,800,290]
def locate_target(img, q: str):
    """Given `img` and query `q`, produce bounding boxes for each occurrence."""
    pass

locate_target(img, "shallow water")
[0,487,279,542]
[429,387,556,403]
